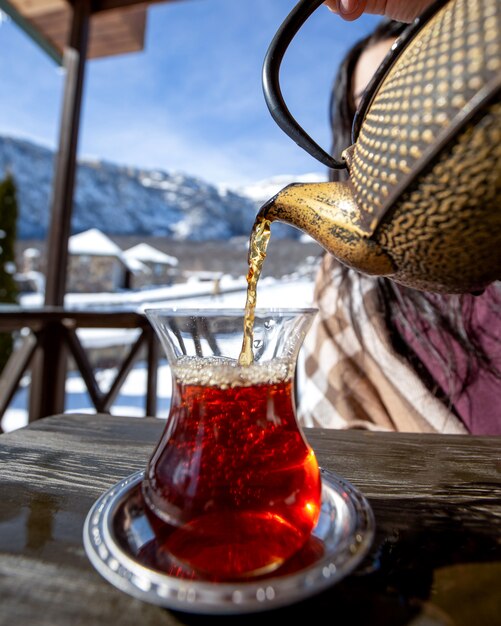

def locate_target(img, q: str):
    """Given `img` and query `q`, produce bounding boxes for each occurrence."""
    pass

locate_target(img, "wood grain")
[0,414,500,626]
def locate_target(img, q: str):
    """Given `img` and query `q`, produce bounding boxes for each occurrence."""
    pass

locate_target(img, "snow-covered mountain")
[233,172,326,205]
[0,135,325,241]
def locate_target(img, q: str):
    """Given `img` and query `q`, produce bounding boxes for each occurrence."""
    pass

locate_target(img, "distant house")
[68,228,148,293]
[22,247,41,273]
[123,243,179,288]
[14,248,45,294]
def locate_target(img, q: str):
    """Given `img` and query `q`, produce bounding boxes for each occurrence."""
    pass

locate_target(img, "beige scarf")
[297,255,467,434]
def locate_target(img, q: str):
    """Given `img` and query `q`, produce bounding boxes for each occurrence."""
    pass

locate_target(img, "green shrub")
[0,173,19,373]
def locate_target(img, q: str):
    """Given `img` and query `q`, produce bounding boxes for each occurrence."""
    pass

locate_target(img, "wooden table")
[0,414,500,625]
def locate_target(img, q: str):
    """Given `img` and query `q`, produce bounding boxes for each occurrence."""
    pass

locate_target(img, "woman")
[297,19,501,434]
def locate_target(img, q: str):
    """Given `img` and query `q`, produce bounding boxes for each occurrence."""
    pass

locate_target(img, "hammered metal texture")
[263,0,501,292]
[348,0,501,291]
[351,0,500,227]
[379,101,501,291]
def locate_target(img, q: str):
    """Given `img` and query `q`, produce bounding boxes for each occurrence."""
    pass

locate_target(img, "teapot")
[258,0,501,293]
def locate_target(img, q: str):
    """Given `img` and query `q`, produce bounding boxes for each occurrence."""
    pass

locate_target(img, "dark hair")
[329,19,408,182]
[324,19,501,418]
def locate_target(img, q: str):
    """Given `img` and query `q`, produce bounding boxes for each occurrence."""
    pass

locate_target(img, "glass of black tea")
[142,307,321,581]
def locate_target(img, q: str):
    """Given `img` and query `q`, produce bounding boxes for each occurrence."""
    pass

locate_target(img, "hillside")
[0,135,325,242]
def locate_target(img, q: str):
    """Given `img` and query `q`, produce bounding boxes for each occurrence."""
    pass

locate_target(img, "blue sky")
[0,1,378,186]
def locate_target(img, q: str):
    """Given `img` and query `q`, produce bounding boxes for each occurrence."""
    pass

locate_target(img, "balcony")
[0,305,161,432]
[0,0,194,431]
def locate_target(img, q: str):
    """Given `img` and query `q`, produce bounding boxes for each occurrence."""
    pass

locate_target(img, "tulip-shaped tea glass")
[142,307,321,581]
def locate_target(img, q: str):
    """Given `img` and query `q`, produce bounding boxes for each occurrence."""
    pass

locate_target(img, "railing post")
[28,322,68,421]
[146,326,159,417]
[29,0,91,420]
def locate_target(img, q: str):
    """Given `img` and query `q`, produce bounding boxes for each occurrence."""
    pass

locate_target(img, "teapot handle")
[262,0,347,170]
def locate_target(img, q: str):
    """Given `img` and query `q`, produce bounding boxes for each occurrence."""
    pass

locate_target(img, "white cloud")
[0,1,379,186]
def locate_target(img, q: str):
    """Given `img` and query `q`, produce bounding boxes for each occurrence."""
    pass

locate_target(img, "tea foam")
[173,355,292,388]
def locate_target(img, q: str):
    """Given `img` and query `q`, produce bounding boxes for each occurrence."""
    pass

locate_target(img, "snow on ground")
[19,275,247,308]
[3,276,315,433]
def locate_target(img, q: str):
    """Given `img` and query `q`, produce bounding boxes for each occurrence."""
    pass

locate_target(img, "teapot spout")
[258,182,395,277]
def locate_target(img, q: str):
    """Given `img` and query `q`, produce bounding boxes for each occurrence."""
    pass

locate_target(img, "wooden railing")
[0,306,161,433]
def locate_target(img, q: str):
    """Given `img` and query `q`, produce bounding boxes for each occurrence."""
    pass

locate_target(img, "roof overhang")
[0,0,180,65]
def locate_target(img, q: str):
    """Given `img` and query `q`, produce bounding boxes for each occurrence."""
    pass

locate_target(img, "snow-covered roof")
[123,243,178,267]
[67,230,170,275]
[69,228,123,257]
[123,256,151,275]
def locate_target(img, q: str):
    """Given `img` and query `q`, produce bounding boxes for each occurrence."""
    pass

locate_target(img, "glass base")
[83,468,375,615]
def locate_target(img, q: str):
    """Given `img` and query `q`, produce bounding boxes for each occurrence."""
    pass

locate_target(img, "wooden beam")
[7,0,67,18]
[0,333,38,428]
[4,0,151,60]
[91,0,180,13]
[29,0,92,419]
[145,325,159,416]
[44,1,90,306]
[0,0,63,63]
[87,5,146,58]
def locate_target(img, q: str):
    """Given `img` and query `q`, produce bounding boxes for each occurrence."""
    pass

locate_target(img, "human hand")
[324,0,435,23]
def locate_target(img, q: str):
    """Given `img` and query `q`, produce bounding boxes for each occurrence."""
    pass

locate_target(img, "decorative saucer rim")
[83,468,375,615]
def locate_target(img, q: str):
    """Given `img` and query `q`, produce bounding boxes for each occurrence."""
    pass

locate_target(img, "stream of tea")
[142,214,322,581]
[238,215,272,366]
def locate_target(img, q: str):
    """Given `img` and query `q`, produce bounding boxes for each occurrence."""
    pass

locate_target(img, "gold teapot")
[259,0,501,293]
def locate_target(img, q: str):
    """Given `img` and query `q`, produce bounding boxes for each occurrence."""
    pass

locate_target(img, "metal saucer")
[83,468,375,615]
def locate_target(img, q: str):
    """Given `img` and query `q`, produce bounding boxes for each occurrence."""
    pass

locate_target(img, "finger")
[325,0,369,21]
